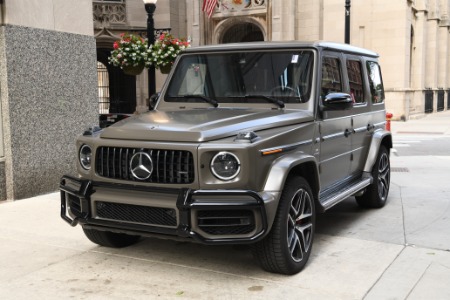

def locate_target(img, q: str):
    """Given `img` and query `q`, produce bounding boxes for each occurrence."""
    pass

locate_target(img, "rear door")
[345,55,372,176]
[318,52,352,189]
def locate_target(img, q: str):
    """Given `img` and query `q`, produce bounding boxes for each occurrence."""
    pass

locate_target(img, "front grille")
[96,147,194,184]
[197,210,255,235]
[96,201,177,227]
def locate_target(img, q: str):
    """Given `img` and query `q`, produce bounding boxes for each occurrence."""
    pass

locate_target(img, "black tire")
[252,176,315,275]
[82,227,140,248]
[356,145,390,208]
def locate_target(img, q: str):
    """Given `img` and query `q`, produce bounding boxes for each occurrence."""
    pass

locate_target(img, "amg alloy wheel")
[252,176,315,275]
[356,145,390,208]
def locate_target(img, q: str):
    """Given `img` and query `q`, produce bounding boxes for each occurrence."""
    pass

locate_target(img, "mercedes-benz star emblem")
[130,152,153,180]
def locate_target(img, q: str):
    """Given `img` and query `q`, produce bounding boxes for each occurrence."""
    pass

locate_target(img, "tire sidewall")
[275,176,316,274]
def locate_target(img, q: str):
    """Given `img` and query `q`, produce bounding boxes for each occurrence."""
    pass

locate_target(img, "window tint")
[346,60,364,104]
[366,61,385,103]
[321,57,342,97]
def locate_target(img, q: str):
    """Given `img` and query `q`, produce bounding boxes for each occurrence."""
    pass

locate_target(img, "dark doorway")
[222,23,264,43]
[97,48,137,115]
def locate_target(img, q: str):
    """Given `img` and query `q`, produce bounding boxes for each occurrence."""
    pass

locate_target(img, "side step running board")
[319,177,372,211]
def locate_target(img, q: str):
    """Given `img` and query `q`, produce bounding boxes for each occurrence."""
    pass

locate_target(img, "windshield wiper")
[182,94,218,108]
[243,94,285,108]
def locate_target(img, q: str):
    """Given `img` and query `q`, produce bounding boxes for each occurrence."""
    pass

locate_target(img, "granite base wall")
[0,25,97,200]
[0,161,5,201]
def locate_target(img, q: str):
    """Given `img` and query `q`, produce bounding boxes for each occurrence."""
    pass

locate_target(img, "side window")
[346,60,365,104]
[366,61,385,103]
[321,57,343,97]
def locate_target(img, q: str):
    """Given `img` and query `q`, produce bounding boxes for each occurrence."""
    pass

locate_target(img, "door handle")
[344,129,351,138]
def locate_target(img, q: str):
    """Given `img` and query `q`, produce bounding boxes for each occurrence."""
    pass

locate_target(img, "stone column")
[0,0,97,200]
[271,0,283,40]
[186,0,201,47]
[410,9,428,115]
[296,0,323,41]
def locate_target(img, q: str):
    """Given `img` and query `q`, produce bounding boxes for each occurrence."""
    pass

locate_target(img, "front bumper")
[60,175,269,244]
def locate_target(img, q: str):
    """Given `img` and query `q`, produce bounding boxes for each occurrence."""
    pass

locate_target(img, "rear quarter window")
[366,61,385,104]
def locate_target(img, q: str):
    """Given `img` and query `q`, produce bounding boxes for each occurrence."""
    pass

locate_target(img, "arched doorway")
[97,48,137,115]
[221,22,264,43]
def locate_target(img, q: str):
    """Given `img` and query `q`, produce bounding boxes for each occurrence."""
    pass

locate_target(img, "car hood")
[100,108,313,142]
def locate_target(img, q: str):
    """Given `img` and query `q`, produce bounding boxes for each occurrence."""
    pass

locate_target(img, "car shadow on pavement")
[316,196,374,236]
[92,197,374,277]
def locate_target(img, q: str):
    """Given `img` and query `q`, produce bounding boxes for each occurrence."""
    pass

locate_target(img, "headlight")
[210,152,241,180]
[79,144,92,170]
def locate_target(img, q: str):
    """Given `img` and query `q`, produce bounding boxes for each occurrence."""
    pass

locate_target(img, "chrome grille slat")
[96,147,194,184]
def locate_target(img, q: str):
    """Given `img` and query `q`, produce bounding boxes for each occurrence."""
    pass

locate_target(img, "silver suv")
[60,41,392,275]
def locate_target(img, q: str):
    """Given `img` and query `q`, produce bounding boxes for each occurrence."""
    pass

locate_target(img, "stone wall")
[0,25,97,200]
[0,160,5,200]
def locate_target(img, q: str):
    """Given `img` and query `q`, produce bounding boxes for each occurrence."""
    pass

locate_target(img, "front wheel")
[83,227,140,248]
[252,176,315,275]
[356,145,390,208]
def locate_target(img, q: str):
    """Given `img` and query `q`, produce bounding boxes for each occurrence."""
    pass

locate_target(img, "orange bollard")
[386,112,393,131]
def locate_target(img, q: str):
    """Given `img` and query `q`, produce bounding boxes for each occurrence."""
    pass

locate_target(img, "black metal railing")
[425,90,434,114]
[447,89,450,109]
[437,90,445,112]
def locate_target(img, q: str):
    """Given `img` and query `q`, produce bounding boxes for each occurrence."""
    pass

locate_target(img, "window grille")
[97,62,110,114]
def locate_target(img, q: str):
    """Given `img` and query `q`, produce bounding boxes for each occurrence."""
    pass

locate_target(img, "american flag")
[202,0,218,18]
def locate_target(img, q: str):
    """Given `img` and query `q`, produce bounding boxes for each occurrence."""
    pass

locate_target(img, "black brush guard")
[59,175,268,245]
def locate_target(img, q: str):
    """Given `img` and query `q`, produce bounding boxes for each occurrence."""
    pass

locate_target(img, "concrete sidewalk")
[0,111,449,299]
[390,110,450,135]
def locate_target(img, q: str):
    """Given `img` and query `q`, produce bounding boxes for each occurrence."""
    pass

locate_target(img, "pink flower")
[113,42,119,50]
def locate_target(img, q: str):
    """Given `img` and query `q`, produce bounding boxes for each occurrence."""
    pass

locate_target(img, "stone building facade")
[196,0,450,120]
[96,0,450,121]
[0,0,97,200]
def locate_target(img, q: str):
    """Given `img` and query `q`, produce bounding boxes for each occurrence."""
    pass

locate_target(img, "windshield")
[165,50,314,106]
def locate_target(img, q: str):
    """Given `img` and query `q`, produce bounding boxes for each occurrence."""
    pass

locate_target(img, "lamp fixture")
[143,0,157,4]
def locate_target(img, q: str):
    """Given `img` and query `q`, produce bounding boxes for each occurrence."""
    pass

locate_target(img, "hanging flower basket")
[109,32,190,76]
[146,33,190,72]
[122,64,145,76]
[108,33,147,75]
[159,64,172,74]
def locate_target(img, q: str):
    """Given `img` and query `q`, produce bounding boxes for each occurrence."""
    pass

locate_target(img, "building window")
[97,62,110,114]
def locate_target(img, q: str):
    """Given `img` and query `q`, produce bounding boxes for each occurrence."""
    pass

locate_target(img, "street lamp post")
[345,0,351,44]
[143,0,157,98]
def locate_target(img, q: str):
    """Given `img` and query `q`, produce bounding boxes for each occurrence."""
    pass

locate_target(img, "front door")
[318,54,352,189]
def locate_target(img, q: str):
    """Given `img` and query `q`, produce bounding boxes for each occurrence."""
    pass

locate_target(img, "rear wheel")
[83,227,140,248]
[252,176,315,275]
[356,145,390,208]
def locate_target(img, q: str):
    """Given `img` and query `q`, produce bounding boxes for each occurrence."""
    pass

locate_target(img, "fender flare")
[363,129,393,172]
[261,152,320,230]
[263,152,319,193]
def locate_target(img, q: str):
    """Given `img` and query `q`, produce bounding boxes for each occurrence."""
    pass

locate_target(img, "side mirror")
[149,93,160,110]
[322,92,353,110]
